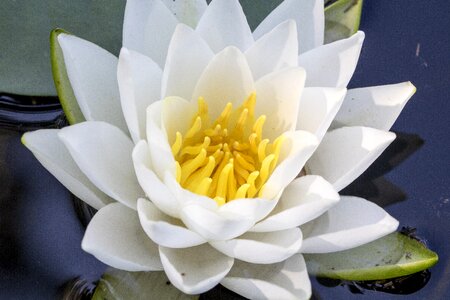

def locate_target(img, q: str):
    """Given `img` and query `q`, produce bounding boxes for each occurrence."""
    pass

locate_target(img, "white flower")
[22,0,416,299]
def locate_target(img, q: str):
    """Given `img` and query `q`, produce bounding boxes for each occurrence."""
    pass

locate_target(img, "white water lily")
[22,0,416,299]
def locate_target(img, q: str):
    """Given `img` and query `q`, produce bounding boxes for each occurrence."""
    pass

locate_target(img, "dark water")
[1,1,449,299]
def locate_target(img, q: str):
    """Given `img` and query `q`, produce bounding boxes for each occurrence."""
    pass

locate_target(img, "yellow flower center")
[171,93,285,206]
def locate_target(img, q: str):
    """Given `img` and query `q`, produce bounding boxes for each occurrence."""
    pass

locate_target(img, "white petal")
[82,203,163,271]
[221,254,311,300]
[159,244,234,294]
[220,198,277,223]
[196,0,253,52]
[162,24,214,100]
[123,0,178,66]
[132,140,180,218]
[210,228,302,264]
[137,199,206,248]
[297,87,347,141]
[245,20,298,80]
[22,130,112,210]
[58,121,143,209]
[254,0,324,53]
[57,34,127,132]
[118,48,162,143]
[332,82,416,131]
[306,126,396,191]
[255,67,306,140]
[301,196,399,253]
[298,31,365,88]
[161,0,207,27]
[262,130,319,200]
[192,46,255,119]
[180,203,255,241]
[146,101,177,178]
[252,175,339,232]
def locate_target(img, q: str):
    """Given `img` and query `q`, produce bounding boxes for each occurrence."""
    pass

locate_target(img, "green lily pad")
[324,0,363,44]
[50,29,85,124]
[92,268,198,300]
[0,0,125,96]
[304,232,438,281]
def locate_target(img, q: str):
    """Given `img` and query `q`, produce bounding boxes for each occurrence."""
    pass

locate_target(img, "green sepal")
[324,0,364,43]
[50,29,85,125]
[92,268,198,300]
[305,232,438,281]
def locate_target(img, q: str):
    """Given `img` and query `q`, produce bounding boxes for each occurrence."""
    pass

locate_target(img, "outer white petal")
[58,121,143,210]
[210,228,302,264]
[137,199,206,248]
[251,175,339,232]
[254,0,324,53]
[262,130,319,200]
[123,0,178,67]
[146,101,177,178]
[306,126,396,191]
[332,82,417,131]
[245,20,298,80]
[221,254,311,300]
[132,140,180,218]
[255,67,306,140]
[162,24,214,100]
[297,87,347,141]
[82,203,163,271]
[57,34,127,133]
[159,244,234,295]
[301,196,399,253]
[118,48,162,143]
[220,197,278,224]
[22,130,113,210]
[161,0,207,27]
[196,0,253,52]
[192,46,255,119]
[298,31,365,88]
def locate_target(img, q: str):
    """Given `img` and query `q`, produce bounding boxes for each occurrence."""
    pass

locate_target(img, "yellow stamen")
[171,93,284,205]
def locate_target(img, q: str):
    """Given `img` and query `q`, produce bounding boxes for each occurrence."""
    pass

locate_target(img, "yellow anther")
[210,151,232,194]
[249,133,258,153]
[211,149,224,164]
[207,143,223,153]
[171,131,183,156]
[258,139,269,162]
[216,162,233,198]
[214,196,226,206]
[246,171,260,198]
[197,97,208,119]
[235,183,250,199]
[204,124,222,137]
[244,92,256,118]
[270,135,285,172]
[260,154,275,183]
[233,140,249,151]
[194,177,212,196]
[180,136,211,157]
[234,162,250,183]
[180,149,207,184]
[227,160,237,200]
[234,152,255,171]
[253,115,266,138]
[175,161,181,183]
[216,102,233,127]
[186,156,216,190]
[185,116,202,139]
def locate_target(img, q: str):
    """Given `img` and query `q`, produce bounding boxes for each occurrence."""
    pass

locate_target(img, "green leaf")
[324,0,363,44]
[304,232,438,281]
[50,29,85,124]
[0,0,125,96]
[92,268,198,300]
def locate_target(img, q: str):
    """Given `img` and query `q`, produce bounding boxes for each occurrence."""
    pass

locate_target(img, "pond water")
[0,1,449,299]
